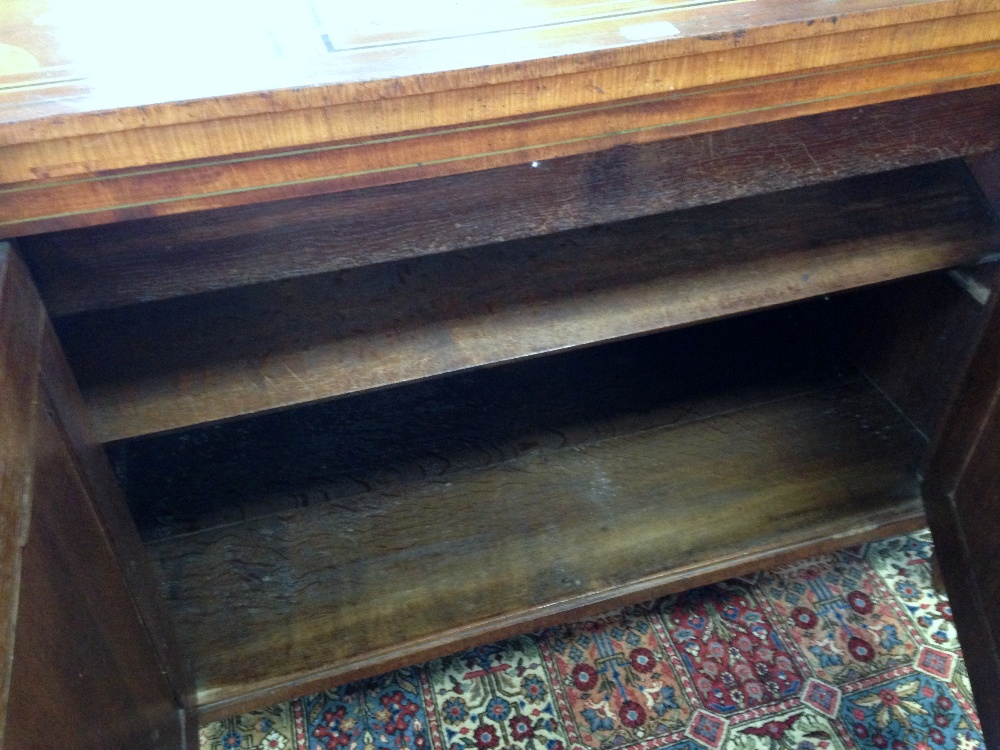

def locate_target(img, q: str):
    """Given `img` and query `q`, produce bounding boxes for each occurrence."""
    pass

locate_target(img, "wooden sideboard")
[3,1,1000,747]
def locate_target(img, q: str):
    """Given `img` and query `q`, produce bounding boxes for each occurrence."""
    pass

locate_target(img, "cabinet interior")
[26,159,1000,720]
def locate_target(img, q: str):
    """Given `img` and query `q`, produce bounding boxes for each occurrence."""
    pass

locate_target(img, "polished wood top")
[1,0,994,123]
[2,0,999,234]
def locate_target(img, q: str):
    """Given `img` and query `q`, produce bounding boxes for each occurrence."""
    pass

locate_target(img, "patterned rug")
[200,530,984,750]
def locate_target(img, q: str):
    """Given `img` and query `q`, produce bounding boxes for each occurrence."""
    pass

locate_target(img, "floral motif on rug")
[428,636,570,750]
[544,606,692,747]
[298,668,432,749]
[199,530,985,750]
[660,582,804,715]
[756,546,918,685]
[866,534,956,651]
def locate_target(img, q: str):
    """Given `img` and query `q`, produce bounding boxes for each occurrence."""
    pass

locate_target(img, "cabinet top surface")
[0,0,990,135]
[2,0,998,237]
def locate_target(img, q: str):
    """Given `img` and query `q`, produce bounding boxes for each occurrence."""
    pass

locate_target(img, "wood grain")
[56,162,1000,442]
[922,283,1000,748]
[37,321,194,712]
[0,246,186,746]
[148,376,927,718]
[4,398,181,749]
[805,267,1000,438]
[111,308,848,539]
[2,3,999,735]
[20,86,1000,315]
[5,15,997,179]
[5,58,1000,237]
[2,0,994,130]
[1,1,999,233]
[0,244,44,738]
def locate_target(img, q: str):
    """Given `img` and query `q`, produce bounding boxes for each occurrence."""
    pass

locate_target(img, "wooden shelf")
[110,310,848,537]
[56,163,999,442]
[136,310,929,718]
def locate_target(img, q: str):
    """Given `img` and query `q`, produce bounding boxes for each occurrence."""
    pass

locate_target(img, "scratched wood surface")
[148,370,927,718]
[19,86,1000,316]
[54,162,1000,442]
[2,0,999,232]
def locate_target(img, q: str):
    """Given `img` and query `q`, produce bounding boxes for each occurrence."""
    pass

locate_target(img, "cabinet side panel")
[968,149,1000,211]
[0,247,187,748]
[812,270,995,438]
[38,322,194,710]
[4,401,179,749]
[809,157,1000,438]
[0,245,44,739]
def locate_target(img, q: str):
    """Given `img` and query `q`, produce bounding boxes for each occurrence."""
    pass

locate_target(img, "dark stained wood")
[0,244,45,736]
[38,322,195,713]
[2,1,999,233]
[931,554,947,596]
[968,148,1000,211]
[37,251,197,717]
[19,86,1000,315]
[3,3,1000,736]
[4,397,181,749]
[111,307,850,539]
[56,162,1000,442]
[148,374,927,719]
[805,266,1000,438]
[922,154,1000,750]
[0,246,189,747]
[922,309,1000,748]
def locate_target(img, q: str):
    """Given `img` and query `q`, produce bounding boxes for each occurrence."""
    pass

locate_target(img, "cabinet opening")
[38,161,997,719]
[108,283,971,718]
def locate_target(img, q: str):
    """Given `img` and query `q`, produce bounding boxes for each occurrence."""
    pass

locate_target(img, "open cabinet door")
[923,152,1000,749]
[923,310,1000,748]
[0,244,191,748]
